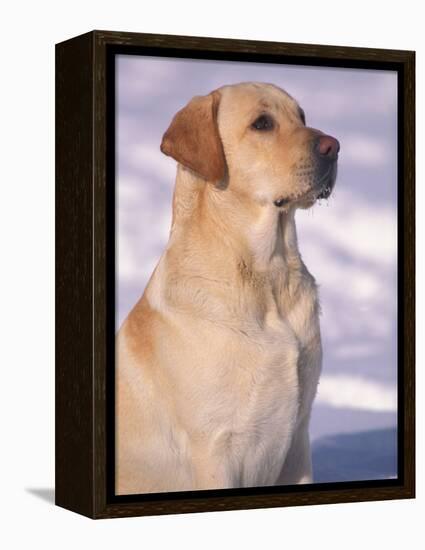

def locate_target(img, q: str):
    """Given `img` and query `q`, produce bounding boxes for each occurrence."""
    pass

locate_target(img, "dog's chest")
[198,319,299,485]
[155,249,321,486]
[196,269,320,485]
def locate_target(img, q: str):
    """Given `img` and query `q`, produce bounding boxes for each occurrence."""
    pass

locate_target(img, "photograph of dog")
[115,57,398,495]
[116,82,339,494]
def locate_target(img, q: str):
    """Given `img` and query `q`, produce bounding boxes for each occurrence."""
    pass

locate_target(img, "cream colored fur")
[116,82,336,494]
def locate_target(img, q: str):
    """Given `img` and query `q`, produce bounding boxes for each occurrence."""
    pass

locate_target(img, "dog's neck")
[169,167,303,278]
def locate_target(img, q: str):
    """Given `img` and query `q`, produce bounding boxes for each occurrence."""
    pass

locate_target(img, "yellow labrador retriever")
[116,82,339,494]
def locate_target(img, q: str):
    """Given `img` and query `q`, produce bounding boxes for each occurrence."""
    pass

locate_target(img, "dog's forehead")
[218,82,300,116]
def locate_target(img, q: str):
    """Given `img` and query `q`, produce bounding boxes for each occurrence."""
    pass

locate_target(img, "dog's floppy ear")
[160,91,226,183]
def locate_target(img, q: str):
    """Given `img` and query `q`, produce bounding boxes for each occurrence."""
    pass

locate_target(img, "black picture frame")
[55,30,415,519]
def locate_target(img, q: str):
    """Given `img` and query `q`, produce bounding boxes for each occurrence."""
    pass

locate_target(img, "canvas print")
[115,56,397,495]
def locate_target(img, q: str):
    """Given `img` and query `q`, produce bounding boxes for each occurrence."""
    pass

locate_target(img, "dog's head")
[161,82,339,210]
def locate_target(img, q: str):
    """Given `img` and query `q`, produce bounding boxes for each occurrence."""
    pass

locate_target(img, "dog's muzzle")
[314,134,339,199]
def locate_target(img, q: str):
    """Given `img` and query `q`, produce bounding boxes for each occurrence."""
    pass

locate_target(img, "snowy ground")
[116,55,398,484]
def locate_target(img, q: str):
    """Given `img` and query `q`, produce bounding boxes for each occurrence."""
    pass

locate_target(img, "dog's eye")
[251,114,274,131]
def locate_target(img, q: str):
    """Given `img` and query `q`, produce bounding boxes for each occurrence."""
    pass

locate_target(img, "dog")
[116,82,339,494]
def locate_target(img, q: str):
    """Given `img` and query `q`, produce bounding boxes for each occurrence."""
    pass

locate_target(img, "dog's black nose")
[315,135,340,160]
